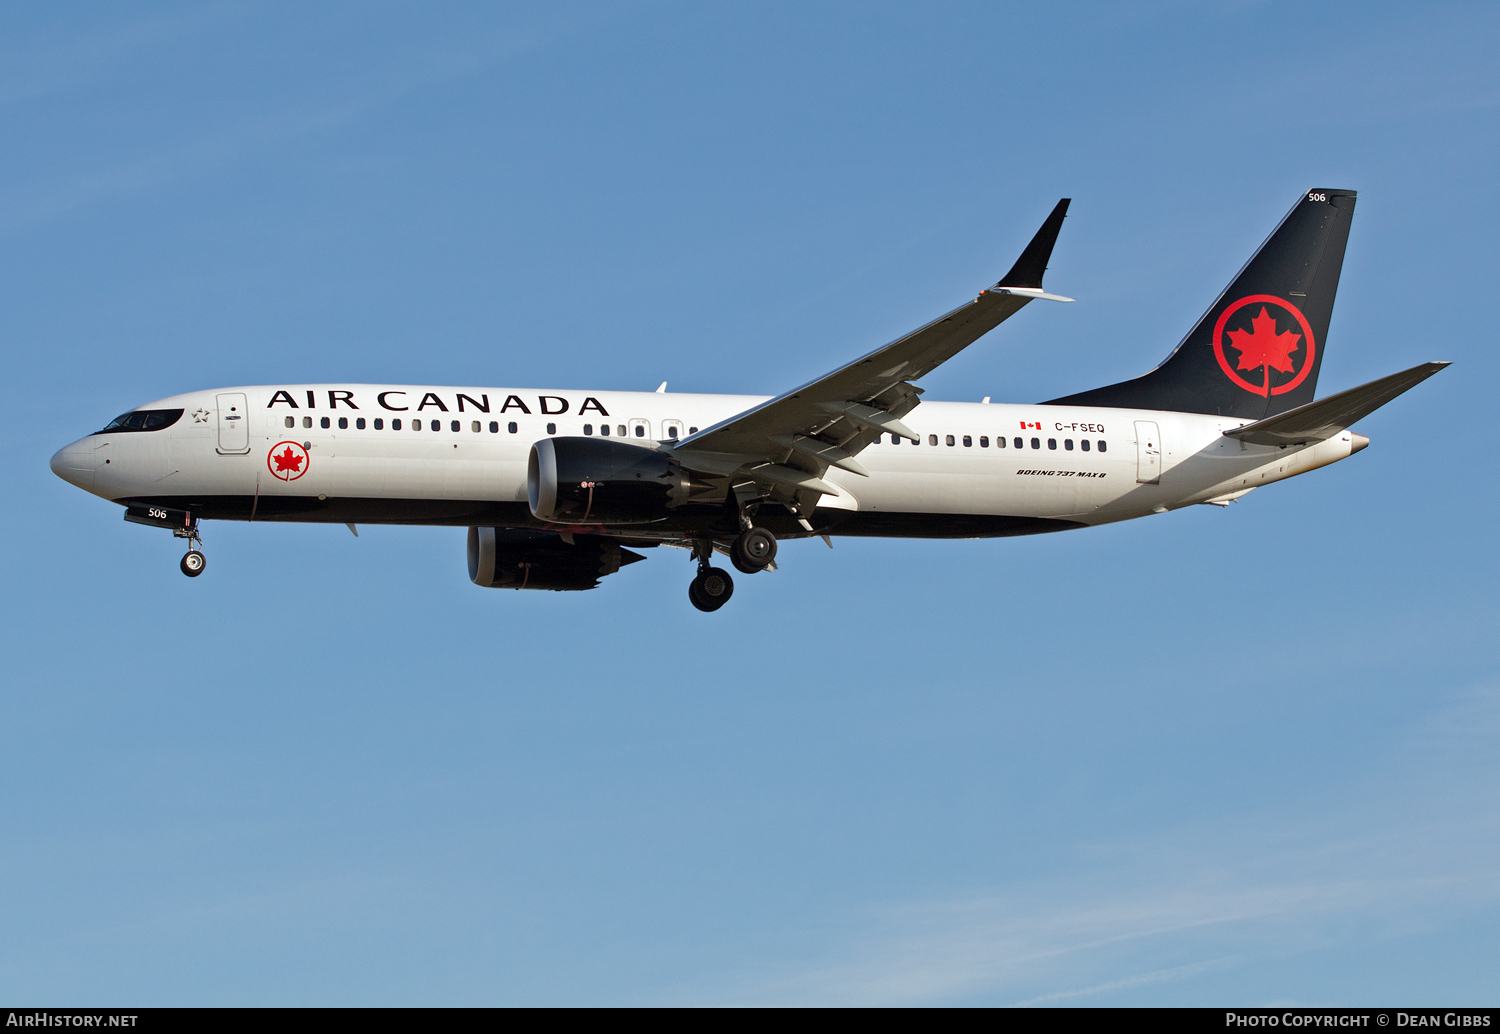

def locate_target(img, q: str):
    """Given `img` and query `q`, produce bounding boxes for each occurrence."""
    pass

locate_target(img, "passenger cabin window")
[1048,438,1057,450]
[1098,440,1108,452]
[1080,439,1089,451]
[412,419,421,431]
[471,421,480,432]
[634,425,645,437]
[96,409,184,434]
[303,416,313,429]
[600,424,610,435]
[946,435,955,447]
[430,420,441,431]
[320,417,331,429]
[284,416,295,429]
[451,420,460,432]
[356,418,365,429]
[689,426,698,434]
[665,425,679,439]
[929,434,938,446]
[962,435,971,447]
[374,418,384,430]
[489,421,499,433]
[1064,438,1073,450]
[1014,437,1024,449]
[547,423,557,435]
[393,418,402,430]
[584,424,593,435]
[338,417,348,429]
[1030,438,1039,449]
[618,425,627,436]
[508,422,518,433]
[980,436,989,447]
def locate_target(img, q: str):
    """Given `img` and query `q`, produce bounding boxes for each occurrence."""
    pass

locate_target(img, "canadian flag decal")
[1020,420,1041,430]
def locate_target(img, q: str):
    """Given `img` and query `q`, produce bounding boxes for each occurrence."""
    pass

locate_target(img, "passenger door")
[216,393,250,454]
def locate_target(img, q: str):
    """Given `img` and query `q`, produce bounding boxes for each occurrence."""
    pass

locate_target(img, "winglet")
[995,198,1070,290]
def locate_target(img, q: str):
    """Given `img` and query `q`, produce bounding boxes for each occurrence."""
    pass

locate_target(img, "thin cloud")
[694,683,1500,1006]
[0,5,640,233]
[1014,957,1236,1006]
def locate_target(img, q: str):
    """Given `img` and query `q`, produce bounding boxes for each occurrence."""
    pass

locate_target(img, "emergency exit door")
[216,393,250,454]
[1134,420,1161,484]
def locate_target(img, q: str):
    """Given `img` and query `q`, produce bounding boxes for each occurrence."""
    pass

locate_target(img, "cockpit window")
[94,409,183,434]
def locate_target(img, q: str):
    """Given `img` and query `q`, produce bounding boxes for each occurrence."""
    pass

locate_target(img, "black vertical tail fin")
[1045,188,1357,419]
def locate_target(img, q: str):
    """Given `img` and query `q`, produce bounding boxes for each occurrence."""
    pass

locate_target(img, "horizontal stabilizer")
[1223,361,1449,446]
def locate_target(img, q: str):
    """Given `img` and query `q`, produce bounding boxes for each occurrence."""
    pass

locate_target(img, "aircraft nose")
[50,439,96,492]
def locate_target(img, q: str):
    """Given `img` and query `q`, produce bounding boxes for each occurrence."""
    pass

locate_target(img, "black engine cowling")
[528,437,691,525]
[468,527,645,591]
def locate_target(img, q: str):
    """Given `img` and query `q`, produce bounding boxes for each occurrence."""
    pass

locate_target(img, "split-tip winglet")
[995,197,1071,290]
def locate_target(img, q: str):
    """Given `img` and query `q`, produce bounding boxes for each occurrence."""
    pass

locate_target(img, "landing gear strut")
[730,526,777,574]
[688,540,734,612]
[177,515,206,578]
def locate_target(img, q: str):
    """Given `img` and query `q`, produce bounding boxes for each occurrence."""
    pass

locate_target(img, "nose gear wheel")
[176,515,206,577]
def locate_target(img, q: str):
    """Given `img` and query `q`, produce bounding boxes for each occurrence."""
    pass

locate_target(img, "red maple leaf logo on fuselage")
[1226,305,1302,378]
[273,446,304,473]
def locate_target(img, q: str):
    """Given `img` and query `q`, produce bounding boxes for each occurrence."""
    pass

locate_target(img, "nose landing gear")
[177,516,206,578]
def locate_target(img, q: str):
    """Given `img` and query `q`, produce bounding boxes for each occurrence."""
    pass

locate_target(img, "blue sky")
[3,1,1498,1005]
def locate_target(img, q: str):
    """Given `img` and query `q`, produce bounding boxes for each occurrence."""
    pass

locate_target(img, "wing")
[672,199,1072,511]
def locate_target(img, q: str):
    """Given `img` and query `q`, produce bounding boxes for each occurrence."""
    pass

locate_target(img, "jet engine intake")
[468,527,645,591]
[528,437,691,524]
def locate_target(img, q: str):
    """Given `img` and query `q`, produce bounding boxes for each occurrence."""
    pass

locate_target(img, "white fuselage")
[52,383,1360,538]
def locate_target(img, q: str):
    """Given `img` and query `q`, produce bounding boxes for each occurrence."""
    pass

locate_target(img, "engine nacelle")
[528,437,691,525]
[468,527,644,591]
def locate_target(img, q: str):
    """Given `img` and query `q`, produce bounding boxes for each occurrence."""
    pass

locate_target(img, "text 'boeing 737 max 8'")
[50,188,1447,611]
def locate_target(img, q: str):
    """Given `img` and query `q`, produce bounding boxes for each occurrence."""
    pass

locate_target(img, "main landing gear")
[688,527,778,612]
[688,564,733,612]
[730,526,777,574]
[177,516,206,578]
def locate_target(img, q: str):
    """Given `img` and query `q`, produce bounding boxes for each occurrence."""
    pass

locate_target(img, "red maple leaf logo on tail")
[1226,306,1302,376]
[273,446,304,473]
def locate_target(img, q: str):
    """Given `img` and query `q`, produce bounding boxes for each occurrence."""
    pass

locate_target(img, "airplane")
[50,187,1446,612]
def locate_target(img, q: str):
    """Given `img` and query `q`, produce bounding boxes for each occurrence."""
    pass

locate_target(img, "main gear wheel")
[688,566,734,612]
[730,526,777,574]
